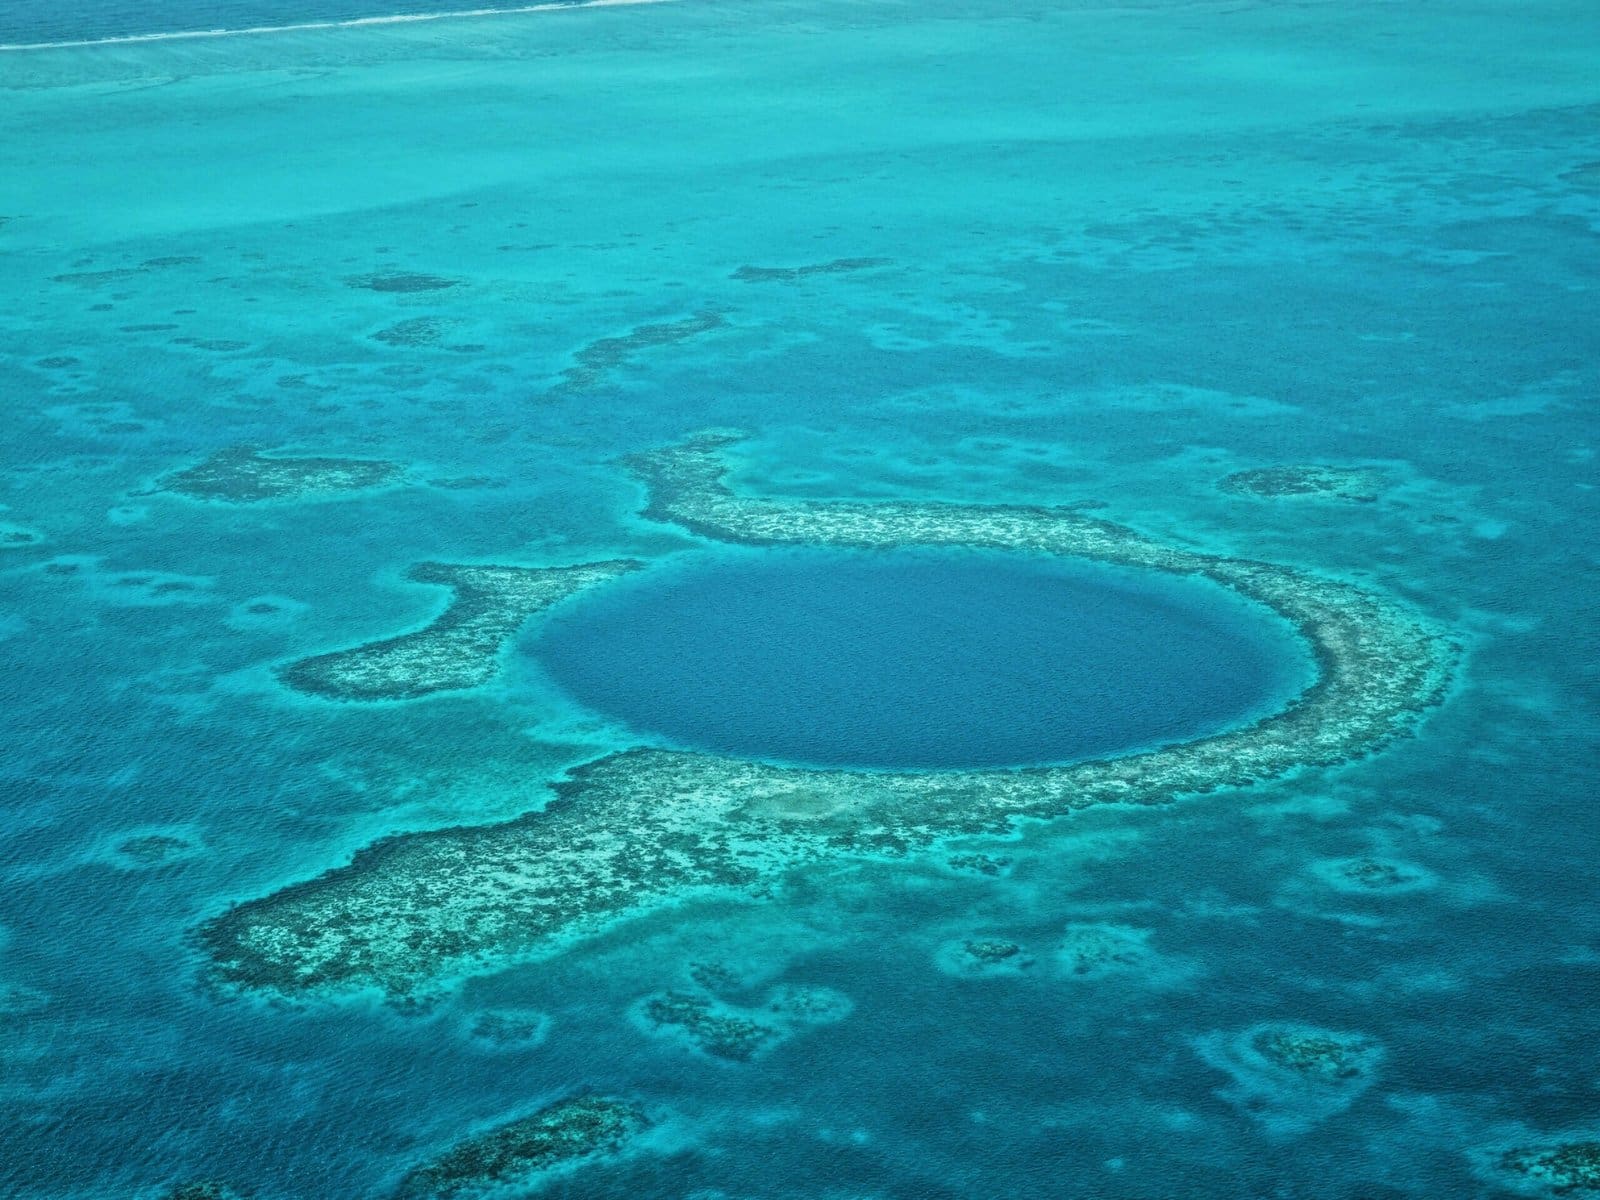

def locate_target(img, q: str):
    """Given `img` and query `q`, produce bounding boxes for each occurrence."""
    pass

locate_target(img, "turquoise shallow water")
[0,0,595,48]
[2,0,1599,1196]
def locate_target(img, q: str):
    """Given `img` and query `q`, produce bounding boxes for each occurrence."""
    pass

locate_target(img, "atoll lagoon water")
[531,547,1313,769]
[3,0,1599,1197]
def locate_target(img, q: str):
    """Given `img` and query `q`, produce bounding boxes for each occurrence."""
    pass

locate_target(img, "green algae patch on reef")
[393,1095,646,1200]
[1496,1139,1600,1194]
[280,561,639,702]
[1218,464,1385,502]
[199,434,1456,1004]
[158,446,403,504]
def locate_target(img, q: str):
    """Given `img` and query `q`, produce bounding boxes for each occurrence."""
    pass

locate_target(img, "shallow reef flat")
[158,446,404,504]
[937,936,1036,978]
[1217,464,1386,503]
[344,271,460,294]
[1494,1138,1600,1194]
[557,312,724,391]
[0,519,46,549]
[280,561,639,702]
[730,257,892,283]
[1196,1021,1384,1134]
[393,1095,646,1200]
[635,978,850,1061]
[201,435,1457,1002]
[1310,855,1437,895]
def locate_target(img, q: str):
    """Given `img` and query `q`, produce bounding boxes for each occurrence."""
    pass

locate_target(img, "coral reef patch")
[1311,856,1437,895]
[1056,922,1155,979]
[1197,1022,1384,1135]
[731,257,891,282]
[637,990,778,1061]
[113,832,198,868]
[1497,1139,1600,1194]
[946,852,1013,877]
[937,937,1035,978]
[1218,464,1386,502]
[635,978,850,1061]
[0,520,44,549]
[373,317,451,348]
[200,434,1455,1003]
[50,256,198,287]
[159,447,403,504]
[345,272,459,293]
[558,312,723,390]
[462,1006,550,1049]
[280,561,638,702]
[393,1094,646,1200]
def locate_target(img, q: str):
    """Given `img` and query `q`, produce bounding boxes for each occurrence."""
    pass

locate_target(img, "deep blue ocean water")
[2,0,1599,1197]
[534,548,1309,768]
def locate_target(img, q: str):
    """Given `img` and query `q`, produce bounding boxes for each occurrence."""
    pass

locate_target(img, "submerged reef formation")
[159,1183,245,1200]
[946,852,1013,876]
[1056,922,1156,979]
[1197,1022,1383,1135]
[281,561,638,702]
[638,990,779,1061]
[113,832,198,868]
[0,981,51,1017]
[636,978,850,1061]
[158,446,403,504]
[393,1095,645,1200]
[1218,464,1385,502]
[1311,855,1436,895]
[937,937,1035,978]
[1497,1139,1600,1194]
[731,257,892,282]
[462,1007,550,1049]
[0,520,44,549]
[345,271,459,293]
[1252,1026,1379,1082]
[201,433,1455,1003]
[50,255,198,287]
[558,312,723,390]
[373,317,451,348]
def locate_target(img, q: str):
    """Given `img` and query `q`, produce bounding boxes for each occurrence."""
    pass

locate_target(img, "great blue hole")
[530,547,1314,771]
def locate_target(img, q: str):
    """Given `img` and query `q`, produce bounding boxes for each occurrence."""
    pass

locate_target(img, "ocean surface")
[2,0,1598,1197]
[0,1,602,48]
[532,548,1312,769]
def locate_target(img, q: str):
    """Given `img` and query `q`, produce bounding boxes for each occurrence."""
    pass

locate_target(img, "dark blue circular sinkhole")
[531,548,1312,771]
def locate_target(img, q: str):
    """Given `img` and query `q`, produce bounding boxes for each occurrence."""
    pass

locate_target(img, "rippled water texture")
[534,548,1311,768]
[2,0,1597,1197]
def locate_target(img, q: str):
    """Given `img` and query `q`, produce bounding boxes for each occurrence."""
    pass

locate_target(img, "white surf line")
[0,0,679,53]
